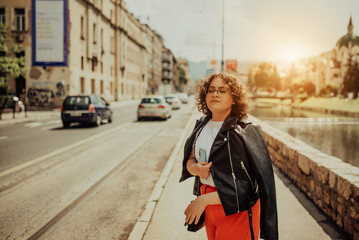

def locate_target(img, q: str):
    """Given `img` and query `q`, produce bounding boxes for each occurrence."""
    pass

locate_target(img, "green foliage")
[0,95,13,109]
[0,23,26,90]
[342,54,359,98]
[290,77,315,95]
[252,62,281,90]
[0,83,10,95]
[319,83,339,96]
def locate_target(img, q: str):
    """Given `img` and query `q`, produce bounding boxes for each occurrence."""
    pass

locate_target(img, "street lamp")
[221,0,224,72]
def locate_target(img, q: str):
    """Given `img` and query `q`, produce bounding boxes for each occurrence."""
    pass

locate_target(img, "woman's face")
[205,77,234,119]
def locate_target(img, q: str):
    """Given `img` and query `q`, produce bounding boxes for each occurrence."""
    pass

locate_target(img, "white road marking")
[24,122,43,128]
[24,120,61,128]
[0,136,8,141]
[0,122,131,178]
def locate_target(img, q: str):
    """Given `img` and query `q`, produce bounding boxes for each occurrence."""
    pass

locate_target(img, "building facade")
[305,17,359,95]
[1,0,171,108]
[144,25,163,94]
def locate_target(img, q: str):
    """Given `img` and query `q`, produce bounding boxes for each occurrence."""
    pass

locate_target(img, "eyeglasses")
[207,88,230,96]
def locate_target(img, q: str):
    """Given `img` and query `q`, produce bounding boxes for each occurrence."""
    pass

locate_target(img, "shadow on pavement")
[273,166,351,240]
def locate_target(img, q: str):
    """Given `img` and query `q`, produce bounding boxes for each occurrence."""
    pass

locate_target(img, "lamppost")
[221,0,225,72]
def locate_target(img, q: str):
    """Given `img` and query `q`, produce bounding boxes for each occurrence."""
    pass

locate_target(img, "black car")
[61,95,113,128]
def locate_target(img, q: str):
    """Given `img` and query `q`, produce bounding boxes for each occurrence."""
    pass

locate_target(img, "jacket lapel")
[209,113,237,157]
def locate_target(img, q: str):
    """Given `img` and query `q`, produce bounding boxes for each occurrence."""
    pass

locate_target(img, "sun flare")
[277,44,306,61]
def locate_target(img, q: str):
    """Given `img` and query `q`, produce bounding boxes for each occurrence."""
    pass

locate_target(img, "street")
[0,99,195,239]
[0,101,139,174]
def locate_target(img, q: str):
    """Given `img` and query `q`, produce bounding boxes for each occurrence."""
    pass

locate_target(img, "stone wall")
[255,119,359,239]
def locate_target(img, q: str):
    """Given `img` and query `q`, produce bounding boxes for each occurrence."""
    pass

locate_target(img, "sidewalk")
[0,99,140,127]
[130,112,343,240]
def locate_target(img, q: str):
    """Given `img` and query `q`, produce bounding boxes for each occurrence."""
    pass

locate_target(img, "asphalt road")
[0,101,139,172]
[0,99,196,239]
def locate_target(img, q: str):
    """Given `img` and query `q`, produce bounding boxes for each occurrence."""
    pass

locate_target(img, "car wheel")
[108,114,112,123]
[94,114,102,127]
[63,121,70,128]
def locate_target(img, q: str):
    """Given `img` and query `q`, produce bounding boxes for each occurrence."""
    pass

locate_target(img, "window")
[91,58,97,72]
[110,66,113,76]
[81,56,84,70]
[110,82,113,94]
[100,80,104,94]
[101,28,103,49]
[91,79,95,94]
[100,62,103,73]
[93,23,97,44]
[80,16,84,39]
[80,77,85,94]
[110,36,115,53]
[0,8,5,24]
[14,8,25,31]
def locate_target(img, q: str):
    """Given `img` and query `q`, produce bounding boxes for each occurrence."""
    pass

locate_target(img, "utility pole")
[221,0,225,72]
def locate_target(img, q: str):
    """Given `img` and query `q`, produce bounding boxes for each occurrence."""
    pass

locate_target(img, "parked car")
[177,92,188,104]
[137,95,171,121]
[61,95,113,128]
[165,95,181,109]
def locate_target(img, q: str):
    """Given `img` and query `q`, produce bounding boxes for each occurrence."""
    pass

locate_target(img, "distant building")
[144,25,163,94]
[177,57,190,93]
[161,47,178,94]
[306,16,359,94]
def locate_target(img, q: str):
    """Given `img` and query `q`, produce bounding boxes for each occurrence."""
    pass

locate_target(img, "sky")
[125,0,359,63]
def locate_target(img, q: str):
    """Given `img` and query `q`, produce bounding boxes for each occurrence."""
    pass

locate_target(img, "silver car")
[165,95,182,110]
[177,93,189,104]
[137,95,172,121]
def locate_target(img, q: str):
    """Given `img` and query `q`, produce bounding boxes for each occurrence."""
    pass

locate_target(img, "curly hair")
[196,73,249,120]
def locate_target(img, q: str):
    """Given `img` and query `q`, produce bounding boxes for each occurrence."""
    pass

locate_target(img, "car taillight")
[157,105,165,109]
[89,104,96,113]
[138,104,145,109]
[61,105,64,113]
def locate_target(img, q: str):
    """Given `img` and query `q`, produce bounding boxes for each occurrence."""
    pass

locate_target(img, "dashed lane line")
[0,136,8,141]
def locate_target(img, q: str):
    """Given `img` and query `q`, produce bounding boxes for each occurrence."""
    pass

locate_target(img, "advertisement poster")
[32,0,68,66]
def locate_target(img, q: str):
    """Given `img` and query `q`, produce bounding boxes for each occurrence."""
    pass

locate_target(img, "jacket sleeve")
[242,124,278,240]
[179,118,202,183]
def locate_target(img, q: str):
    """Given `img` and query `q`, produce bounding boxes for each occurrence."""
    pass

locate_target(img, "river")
[249,102,359,168]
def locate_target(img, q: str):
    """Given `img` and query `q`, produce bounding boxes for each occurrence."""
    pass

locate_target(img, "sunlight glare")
[278,44,306,61]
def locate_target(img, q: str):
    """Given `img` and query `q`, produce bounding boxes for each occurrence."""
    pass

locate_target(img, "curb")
[127,110,198,240]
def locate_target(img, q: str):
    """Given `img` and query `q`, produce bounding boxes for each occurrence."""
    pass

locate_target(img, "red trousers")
[200,184,261,240]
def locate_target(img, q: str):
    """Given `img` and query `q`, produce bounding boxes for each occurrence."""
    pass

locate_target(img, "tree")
[341,54,359,98]
[252,62,282,90]
[290,77,315,96]
[0,23,26,119]
[319,83,339,97]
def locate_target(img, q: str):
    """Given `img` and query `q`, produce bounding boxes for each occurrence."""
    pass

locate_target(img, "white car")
[165,95,181,110]
[177,93,189,104]
[137,95,172,121]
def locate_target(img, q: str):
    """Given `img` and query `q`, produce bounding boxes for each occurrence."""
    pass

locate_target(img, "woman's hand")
[197,162,212,179]
[186,148,213,179]
[184,195,207,225]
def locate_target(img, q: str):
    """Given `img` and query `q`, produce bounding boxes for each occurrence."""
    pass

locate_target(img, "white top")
[194,119,224,187]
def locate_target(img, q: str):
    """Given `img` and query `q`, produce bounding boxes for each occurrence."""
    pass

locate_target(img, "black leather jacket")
[179,113,278,240]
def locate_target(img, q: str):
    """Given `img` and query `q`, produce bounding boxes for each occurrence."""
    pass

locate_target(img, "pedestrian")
[180,73,278,240]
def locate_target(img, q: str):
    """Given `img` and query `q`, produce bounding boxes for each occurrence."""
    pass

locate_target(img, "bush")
[319,83,339,97]
[0,95,13,108]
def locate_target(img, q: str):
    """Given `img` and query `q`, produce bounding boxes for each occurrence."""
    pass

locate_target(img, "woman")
[180,73,278,240]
